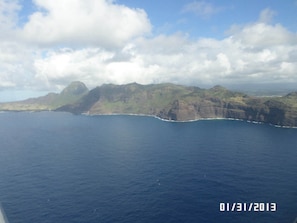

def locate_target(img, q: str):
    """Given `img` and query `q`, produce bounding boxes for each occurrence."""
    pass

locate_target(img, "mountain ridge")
[1,81,297,127]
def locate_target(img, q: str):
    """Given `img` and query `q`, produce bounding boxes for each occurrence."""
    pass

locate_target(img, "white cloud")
[181,1,223,18]
[229,23,296,48]
[21,0,151,48]
[0,0,21,39]
[227,8,296,49]
[0,4,297,96]
[0,41,38,90]
[33,48,115,90]
[259,8,277,23]
[31,20,297,90]
[0,0,152,91]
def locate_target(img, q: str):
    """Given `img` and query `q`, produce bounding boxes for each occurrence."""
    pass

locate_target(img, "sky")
[0,0,297,101]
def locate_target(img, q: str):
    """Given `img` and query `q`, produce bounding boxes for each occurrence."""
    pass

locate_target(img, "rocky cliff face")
[157,96,297,127]
[57,83,297,127]
[1,82,297,127]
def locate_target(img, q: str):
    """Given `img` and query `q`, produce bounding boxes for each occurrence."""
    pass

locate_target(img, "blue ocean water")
[0,112,296,223]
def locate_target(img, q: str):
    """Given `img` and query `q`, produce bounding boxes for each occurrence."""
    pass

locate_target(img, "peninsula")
[0,81,297,127]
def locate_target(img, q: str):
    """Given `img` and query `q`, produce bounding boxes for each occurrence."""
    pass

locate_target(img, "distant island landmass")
[0,81,297,127]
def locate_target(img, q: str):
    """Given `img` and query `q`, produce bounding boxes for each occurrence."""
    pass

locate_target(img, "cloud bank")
[0,0,296,94]
[22,0,151,48]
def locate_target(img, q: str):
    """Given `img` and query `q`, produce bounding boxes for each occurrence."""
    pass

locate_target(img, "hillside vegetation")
[1,81,297,127]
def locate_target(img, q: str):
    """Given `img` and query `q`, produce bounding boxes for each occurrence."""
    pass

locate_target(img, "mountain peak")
[61,81,89,96]
[210,85,228,91]
[1,82,297,127]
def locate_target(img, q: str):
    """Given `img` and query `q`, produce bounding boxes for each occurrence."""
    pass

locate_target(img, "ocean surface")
[0,112,296,223]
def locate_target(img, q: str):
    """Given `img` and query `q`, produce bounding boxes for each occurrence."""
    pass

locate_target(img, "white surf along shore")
[80,112,297,129]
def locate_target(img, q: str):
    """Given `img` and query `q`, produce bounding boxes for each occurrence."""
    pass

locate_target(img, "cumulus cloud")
[227,23,296,49]
[0,0,20,39]
[227,8,296,48]
[0,41,38,90]
[34,48,114,89]
[0,0,152,90]
[21,0,151,48]
[32,19,297,90]
[0,4,297,95]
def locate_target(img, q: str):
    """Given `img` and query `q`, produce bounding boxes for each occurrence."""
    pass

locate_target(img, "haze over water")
[0,112,296,223]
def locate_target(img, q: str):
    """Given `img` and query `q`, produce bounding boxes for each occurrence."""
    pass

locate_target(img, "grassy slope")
[89,83,198,114]
[0,81,89,111]
[0,82,296,126]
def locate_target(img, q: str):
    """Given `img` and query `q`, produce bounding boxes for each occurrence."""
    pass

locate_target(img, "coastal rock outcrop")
[1,82,296,127]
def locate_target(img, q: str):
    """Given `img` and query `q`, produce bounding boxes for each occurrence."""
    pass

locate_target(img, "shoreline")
[1,110,296,129]
[81,112,297,129]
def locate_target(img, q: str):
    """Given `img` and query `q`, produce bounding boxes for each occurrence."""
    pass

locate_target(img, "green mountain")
[1,82,297,127]
[0,81,88,111]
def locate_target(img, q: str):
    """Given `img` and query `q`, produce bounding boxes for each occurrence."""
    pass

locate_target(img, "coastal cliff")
[1,82,297,127]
